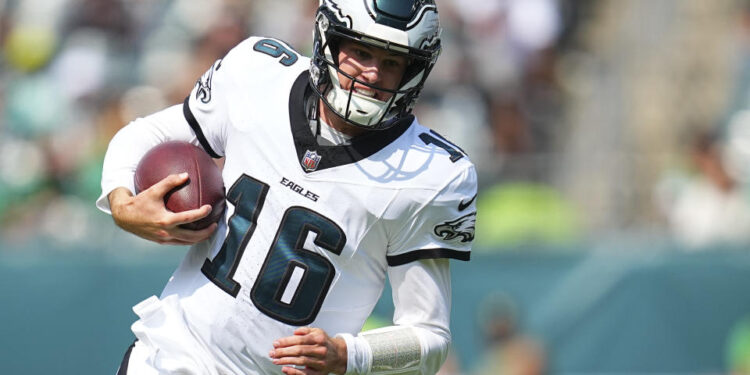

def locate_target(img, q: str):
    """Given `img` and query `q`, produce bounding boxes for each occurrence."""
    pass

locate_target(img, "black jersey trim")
[183,97,222,159]
[116,340,137,375]
[288,71,414,173]
[386,248,470,267]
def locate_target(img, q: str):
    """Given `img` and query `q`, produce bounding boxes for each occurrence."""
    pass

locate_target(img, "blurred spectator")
[657,130,750,248]
[436,351,465,375]
[721,1,750,131]
[447,0,562,92]
[439,0,568,183]
[724,109,750,186]
[471,293,546,375]
[62,0,135,45]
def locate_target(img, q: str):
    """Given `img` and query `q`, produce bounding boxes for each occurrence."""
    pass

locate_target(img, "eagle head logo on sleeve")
[434,212,476,243]
[195,59,222,104]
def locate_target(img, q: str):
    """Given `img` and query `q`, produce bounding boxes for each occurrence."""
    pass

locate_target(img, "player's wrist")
[336,333,371,375]
[108,187,135,225]
[332,336,348,375]
[108,187,134,207]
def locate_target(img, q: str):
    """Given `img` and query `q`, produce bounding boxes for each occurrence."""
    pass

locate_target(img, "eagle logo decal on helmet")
[322,0,352,28]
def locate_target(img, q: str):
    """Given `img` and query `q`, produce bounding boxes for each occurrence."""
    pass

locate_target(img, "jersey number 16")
[201,174,345,326]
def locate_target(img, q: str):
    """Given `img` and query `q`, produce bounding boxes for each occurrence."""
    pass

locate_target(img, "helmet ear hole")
[400,61,424,87]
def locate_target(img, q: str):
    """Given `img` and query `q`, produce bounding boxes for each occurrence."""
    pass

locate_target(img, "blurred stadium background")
[2,0,750,374]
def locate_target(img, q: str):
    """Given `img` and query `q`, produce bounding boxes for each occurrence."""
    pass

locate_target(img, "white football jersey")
[99,36,477,375]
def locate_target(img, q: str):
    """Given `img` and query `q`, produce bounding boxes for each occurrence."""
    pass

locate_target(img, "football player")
[98,0,477,374]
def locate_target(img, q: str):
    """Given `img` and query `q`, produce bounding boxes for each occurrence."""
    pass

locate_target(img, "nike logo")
[458,194,477,211]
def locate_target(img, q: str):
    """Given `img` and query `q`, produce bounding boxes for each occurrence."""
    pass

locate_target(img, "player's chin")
[376,93,393,102]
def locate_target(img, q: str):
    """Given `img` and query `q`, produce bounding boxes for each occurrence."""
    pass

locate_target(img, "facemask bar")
[343,66,401,128]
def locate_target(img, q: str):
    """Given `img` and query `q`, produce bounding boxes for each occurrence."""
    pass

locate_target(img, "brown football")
[134,141,225,230]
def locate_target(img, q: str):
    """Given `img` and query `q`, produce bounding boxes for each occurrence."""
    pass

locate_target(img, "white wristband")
[336,333,371,374]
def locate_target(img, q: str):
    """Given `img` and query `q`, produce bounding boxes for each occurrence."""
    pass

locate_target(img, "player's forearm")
[338,324,449,375]
[97,124,149,213]
[355,258,452,374]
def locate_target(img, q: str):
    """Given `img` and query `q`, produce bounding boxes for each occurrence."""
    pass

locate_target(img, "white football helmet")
[310,0,442,130]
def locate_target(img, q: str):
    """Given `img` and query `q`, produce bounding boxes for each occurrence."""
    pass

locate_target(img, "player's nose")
[359,65,381,84]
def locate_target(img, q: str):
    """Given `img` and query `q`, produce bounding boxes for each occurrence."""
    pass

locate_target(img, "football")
[134,141,226,230]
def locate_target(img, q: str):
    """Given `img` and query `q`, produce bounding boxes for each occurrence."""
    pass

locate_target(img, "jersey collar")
[288,71,413,173]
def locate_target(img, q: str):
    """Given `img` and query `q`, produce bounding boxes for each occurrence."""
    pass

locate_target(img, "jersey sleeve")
[385,165,478,266]
[182,38,259,158]
[388,258,452,374]
[183,56,229,158]
[183,36,301,158]
[337,258,452,375]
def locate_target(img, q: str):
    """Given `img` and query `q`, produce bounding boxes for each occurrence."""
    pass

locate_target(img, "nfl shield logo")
[301,150,322,171]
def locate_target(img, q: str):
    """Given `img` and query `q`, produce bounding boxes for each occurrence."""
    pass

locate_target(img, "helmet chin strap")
[326,66,389,127]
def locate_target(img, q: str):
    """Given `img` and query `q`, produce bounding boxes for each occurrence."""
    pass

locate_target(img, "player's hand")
[269,327,347,375]
[108,173,217,245]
